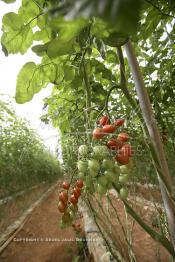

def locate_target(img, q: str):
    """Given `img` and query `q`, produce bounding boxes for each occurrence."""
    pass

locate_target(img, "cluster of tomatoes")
[77,144,130,199]
[57,180,84,226]
[93,115,133,165]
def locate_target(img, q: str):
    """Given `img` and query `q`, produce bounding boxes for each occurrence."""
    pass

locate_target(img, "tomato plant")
[2,0,175,257]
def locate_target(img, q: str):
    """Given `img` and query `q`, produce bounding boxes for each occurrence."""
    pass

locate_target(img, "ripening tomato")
[120,144,133,157]
[114,119,125,126]
[62,181,70,190]
[76,179,84,188]
[115,153,129,165]
[99,115,109,126]
[92,128,104,139]
[59,191,68,204]
[73,187,81,198]
[58,201,67,213]
[103,125,116,134]
[70,194,78,205]
[117,132,129,142]
[107,138,123,150]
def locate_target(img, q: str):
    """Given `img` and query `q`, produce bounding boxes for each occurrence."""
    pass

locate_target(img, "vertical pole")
[124,40,175,251]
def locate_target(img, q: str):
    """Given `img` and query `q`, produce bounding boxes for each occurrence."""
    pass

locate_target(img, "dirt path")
[0,182,85,262]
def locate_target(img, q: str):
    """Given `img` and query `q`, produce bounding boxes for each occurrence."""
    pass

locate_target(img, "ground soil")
[0,182,174,262]
[0,182,87,262]
[0,183,51,234]
[90,192,172,262]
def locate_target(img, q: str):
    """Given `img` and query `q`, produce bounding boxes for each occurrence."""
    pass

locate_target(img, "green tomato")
[120,165,129,174]
[93,145,109,160]
[120,188,128,200]
[89,168,98,177]
[119,173,129,184]
[102,159,114,170]
[105,170,119,183]
[113,164,121,175]
[98,175,108,187]
[77,160,88,173]
[78,172,84,178]
[97,184,107,195]
[88,159,100,172]
[78,145,88,156]
[107,182,113,190]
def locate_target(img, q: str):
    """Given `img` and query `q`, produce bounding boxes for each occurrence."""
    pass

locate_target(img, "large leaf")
[1,12,33,54]
[47,38,75,58]
[18,0,40,23]
[65,0,142,35]
[46,18,88,58]
[2,12,22,31]
[15,62,47,103]
[1,0,16,3]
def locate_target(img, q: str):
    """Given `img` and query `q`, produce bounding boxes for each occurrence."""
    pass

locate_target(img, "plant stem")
[124,39,175,251]
[112,184,175,257]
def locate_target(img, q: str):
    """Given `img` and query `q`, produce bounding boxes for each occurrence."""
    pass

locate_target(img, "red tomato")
[103,125,116,134]
[70,194,78,205]
[62,181,70,190]
[92,128,104,139]
[115,153,129,165]
[58,201,67,213]
[59,191,68,204]
[76,179,84,188]
[120,144,133,157]
[114,119,125,126]
[73,187,81,198]
[117,132,129,142]
[99,115,109,126]
[107,138,123,150]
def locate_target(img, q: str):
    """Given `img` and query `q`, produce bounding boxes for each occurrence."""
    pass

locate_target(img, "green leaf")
[2,12,22,31]
[1,23,33,54]
[15,62,47,103]
[1,0,16,3]
[33,29,51,42]
[18,0,40,24]
[105,50,118,63]
[69,0,142,35]
[103,32,128,47]
[47,38,75,58]
[32,44,48,56]
[46,18,88,58]
[64,66,75,81]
